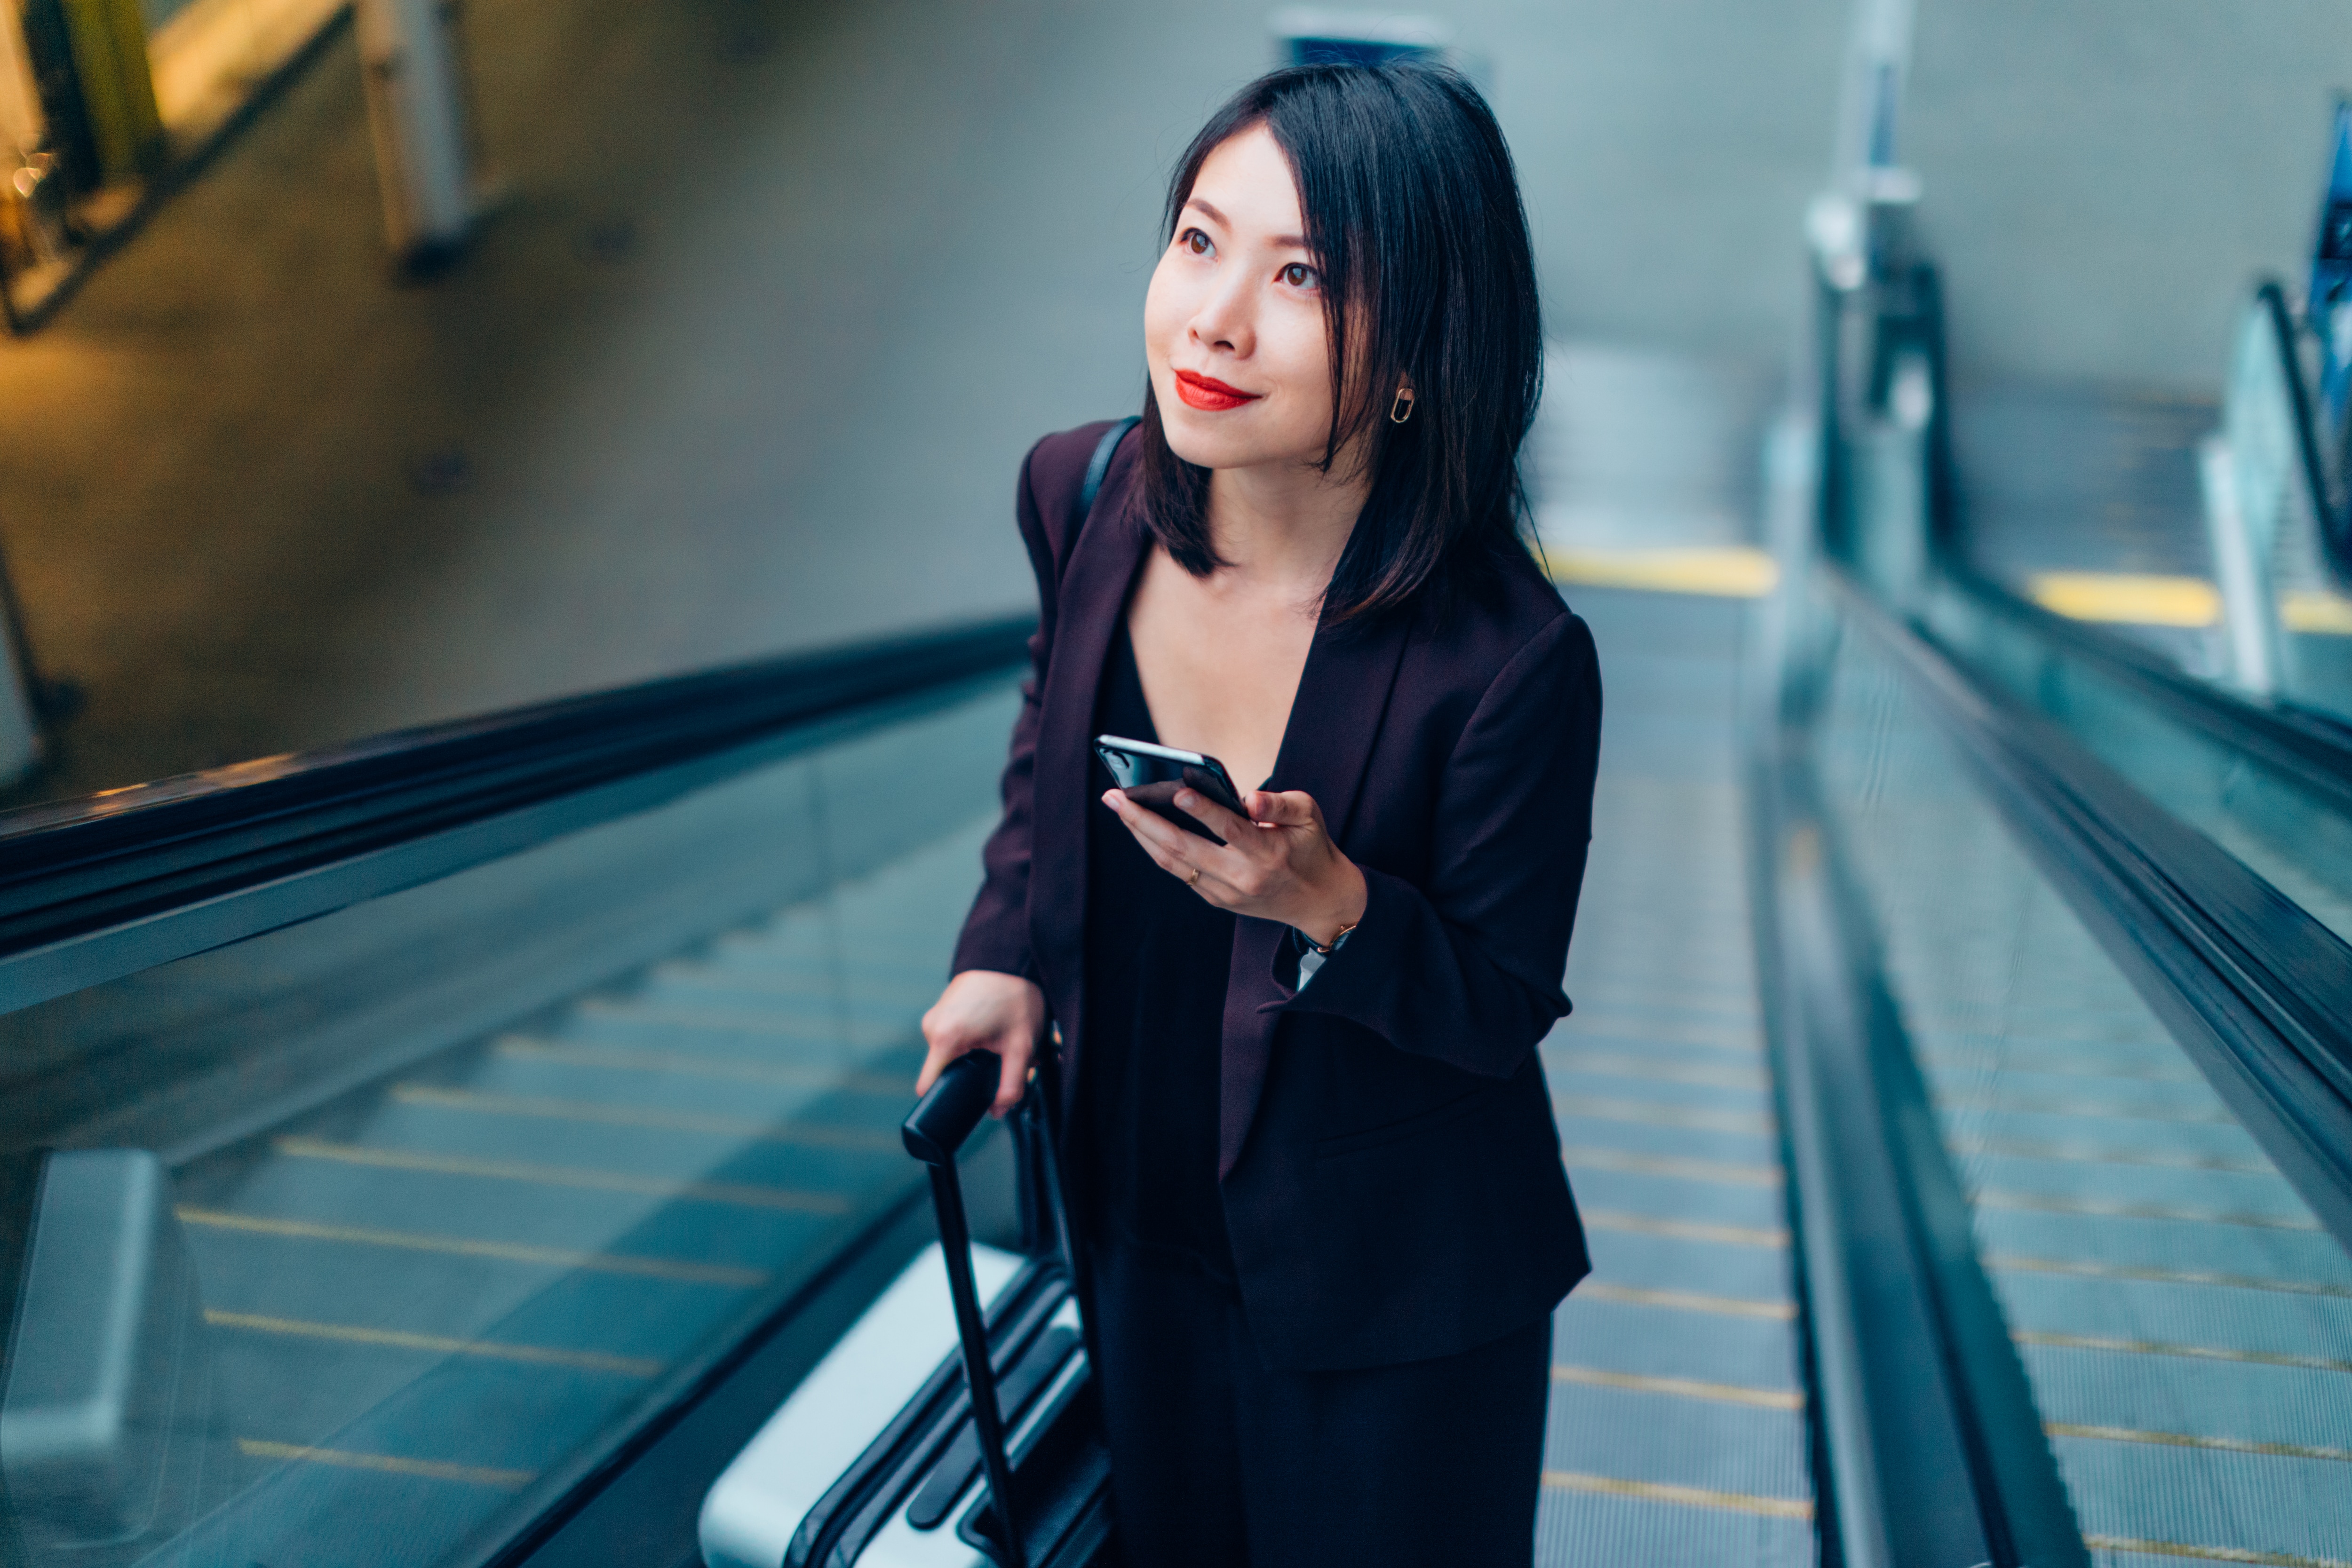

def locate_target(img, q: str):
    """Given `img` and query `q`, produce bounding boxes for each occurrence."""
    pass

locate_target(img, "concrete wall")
[1906,0,2352,392]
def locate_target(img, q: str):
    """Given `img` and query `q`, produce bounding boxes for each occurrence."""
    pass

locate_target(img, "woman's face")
[1144,124,1336,475]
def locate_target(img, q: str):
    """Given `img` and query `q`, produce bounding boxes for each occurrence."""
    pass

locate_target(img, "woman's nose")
[1189,274,1255,357]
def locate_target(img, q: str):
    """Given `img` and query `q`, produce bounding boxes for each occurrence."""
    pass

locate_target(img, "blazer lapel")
[1219,601,1417,1175]
[1028,492,1149,1096]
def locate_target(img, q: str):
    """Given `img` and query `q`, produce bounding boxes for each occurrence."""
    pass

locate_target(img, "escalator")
[1759,204,2352,1564]
[5,234,2352,1568]
[1537,587,1812,1563]
[0,626,1040,1568]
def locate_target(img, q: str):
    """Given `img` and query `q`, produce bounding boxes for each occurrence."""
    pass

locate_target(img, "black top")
[1079,620,1237,1282]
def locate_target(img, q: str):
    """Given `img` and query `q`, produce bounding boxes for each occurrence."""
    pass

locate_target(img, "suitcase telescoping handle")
[903,1051,1029,1568]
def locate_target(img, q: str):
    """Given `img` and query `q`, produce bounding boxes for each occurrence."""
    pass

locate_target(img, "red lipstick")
[1174,370,1263,411]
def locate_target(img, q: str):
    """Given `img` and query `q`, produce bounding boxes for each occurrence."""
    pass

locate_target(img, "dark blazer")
[952,421,1604,1372]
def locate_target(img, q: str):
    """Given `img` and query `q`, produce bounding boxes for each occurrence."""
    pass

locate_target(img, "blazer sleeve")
[949,439,1067,981]
[1269,609,1604,1078]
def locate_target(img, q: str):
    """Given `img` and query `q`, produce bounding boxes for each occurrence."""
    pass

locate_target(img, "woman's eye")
[1180,229,1213,257]
[1280,262,1319,290]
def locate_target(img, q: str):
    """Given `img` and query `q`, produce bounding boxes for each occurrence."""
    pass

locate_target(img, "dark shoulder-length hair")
[1137,61,1544,623]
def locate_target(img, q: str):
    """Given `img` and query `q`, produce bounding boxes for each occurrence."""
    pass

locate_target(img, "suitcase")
[699,1050,1115,1568]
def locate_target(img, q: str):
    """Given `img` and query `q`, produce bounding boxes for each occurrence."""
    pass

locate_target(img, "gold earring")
[1389,387,1416,424]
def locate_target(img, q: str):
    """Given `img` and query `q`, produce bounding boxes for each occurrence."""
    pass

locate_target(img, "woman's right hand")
[918,970,1047,1117]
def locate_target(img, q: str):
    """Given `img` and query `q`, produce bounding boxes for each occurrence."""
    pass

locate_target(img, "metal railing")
[0,614,1032,1012]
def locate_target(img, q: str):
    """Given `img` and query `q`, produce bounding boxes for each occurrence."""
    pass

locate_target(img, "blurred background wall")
[1907,0,2351,390]
[0,0,2341,804]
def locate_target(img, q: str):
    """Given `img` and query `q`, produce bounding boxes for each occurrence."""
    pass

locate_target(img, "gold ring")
[1186,867,1202,887]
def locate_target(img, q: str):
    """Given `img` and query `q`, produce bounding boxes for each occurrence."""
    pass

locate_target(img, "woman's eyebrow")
[1184,198,1308,249]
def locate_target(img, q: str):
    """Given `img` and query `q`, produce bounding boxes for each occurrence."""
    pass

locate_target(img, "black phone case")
[1092,744,1241,844]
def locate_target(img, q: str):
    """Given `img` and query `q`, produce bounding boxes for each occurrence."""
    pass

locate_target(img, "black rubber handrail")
[1888,254,2352,816]
[1783,252,2095,1568]
[1841,569,2352,1248]
[1938,567,2352,819]
[1794,241,2352,1566]
[1751,729,2083,1568]
[0,614,1031,981]
[2249,278,2352,587]
[1829,250,2352,1249]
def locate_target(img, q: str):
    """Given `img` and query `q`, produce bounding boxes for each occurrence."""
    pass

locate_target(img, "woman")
[919,60,1600,1566]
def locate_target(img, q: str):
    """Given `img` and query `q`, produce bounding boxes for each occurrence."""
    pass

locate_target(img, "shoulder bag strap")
[1076,415,1142,527]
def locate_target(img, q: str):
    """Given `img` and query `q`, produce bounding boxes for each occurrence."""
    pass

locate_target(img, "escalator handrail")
[1833,564,2352,1252]
[2249,278,2352,588]
[1750,733,2059,1567]
[1940,564,2352,820]
[0,614,1033,990]
[1901,257,2352,817]
[1825,250,2352,1252]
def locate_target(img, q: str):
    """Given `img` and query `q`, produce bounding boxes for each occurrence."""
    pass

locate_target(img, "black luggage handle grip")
[903,1051,1000,1166]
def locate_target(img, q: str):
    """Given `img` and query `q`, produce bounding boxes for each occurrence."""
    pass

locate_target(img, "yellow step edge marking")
[708,938,945,975]
[1933,1091,2233,1126]
[391,1085,903,1152]
[206,1312,661,1377]
[272,1137,854,1215]
[1581,1208,1788,1249]
[2028,572,2220,628]
[1949,1136,2275,1176]
[1906,1009,2166,1038]
[1565,1024,1763,1056]
[2282,591,2352,636]
[1541,1470,1811,1520]
[651,963,932,1003]
[1576,1282,1796,1321]
[495,1038,908,1096]
[175,1208,766,1287]
[1913,1022,2184,1050]
[1986,1254,2352,1300]
[573,998,901,1046]
[2084,1533,2352,1567]
[2014,1329,2352,1375]
[1917,1048,2199,1085]
[1566,987,1759,1019]
[1560,1146,1783,1188]
[1544,1049,1768,1092]
[2046,1422,2352,1464]
[1973,1188,2320,1232]
[238,1439,537,1491]
[2021,580,2352,638]
[1544,547,1780,600]
[1552,1096,1775,1136]
[1552,1363,1803,1410]
[1571,1011,1759,1034]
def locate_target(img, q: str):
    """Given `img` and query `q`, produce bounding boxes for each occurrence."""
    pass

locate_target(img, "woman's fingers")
[916,1030,1030,1110]
[1104,790,1217,875]
[1105,795,1185,864]
[917,972,1046,1099]
[1096,785,1354,932]
[915,1035,966,1094]
[990,1033,1032,1116]
[917,1007,989,1092]
[1173,790,1254,842]
[1248,789,1323,828]
[1105,788,1294,902]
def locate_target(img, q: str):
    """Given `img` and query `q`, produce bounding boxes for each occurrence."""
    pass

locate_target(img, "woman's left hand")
[1103,786,1368,948]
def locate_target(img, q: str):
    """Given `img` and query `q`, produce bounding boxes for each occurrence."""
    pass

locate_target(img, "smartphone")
[1093,734,1246,843]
